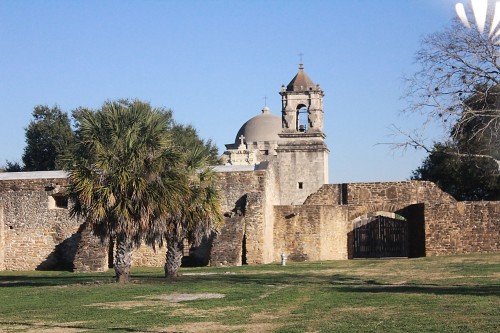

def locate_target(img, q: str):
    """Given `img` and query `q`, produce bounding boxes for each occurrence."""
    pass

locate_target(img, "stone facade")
[210,164,280,266]
[0,172,81,270]
[0,172,166,271]
[272,181,499,261]
[0,65,498,272]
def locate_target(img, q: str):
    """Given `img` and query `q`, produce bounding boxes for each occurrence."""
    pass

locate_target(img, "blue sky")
[0,0,459,183]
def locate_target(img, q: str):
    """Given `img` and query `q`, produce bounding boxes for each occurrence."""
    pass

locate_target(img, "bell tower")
[280,63,324,133]
[276,63,329,204]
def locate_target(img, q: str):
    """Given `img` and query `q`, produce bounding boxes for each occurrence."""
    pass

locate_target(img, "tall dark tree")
[22,105,75,171]
[396,16,500,200]
[68,100,184,283]
[411,94,499,201]
[412,142,499,201]
[1,161,22,172]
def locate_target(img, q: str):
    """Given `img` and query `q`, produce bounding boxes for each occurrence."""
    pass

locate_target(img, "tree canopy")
[67,99,223,282]
[412,142,499,201]
[405,18,500,201]
[68,100,185,283]
[22,105,75,171]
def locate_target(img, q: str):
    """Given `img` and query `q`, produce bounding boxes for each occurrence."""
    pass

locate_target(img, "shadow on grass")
[332,284,500,297]
[0,321,170,333]
[170,272,500,297]
[1,269,499,298]
[0,274,115,288]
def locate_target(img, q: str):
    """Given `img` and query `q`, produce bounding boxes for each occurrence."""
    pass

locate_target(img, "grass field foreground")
[0,253,499,333]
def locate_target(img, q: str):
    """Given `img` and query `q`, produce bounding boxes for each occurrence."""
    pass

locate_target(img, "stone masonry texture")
[0,175,498,271]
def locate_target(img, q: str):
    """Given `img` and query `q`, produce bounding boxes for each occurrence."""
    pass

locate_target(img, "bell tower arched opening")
[297,105,308,132]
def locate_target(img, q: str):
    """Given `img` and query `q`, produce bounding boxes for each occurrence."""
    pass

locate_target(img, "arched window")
[296,106,308,132]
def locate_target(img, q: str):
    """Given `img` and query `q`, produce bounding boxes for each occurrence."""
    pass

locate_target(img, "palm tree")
[163,144,224,278]
[68,100,182,283]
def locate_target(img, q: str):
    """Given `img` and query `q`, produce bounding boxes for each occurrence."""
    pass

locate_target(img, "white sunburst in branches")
[389,1,500,172]
[456,0,500,43]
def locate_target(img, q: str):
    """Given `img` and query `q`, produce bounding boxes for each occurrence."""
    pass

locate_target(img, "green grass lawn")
[0,253,499,333]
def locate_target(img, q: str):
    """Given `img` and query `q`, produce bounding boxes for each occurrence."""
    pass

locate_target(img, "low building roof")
[0,170,68,180]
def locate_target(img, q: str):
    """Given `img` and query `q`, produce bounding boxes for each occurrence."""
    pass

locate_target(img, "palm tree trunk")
[165,233,184,278]
[114,233,133,283]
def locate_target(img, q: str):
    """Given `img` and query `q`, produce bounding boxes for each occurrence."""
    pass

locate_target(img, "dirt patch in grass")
[171,306,241,317]
[0,321,89,333]
[86,293,225,310]
[259,284,289,299]
[145,293,225,302]
[156,321,280,333]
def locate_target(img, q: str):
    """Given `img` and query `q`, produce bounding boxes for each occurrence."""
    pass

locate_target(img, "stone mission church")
[0,64,498,271]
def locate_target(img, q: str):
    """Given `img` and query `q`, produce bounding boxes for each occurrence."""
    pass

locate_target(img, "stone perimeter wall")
[0,177,81,270]
[1,175,498,271]
[425,201,500,256]
[0,177,165,271]
[276,181,499,261]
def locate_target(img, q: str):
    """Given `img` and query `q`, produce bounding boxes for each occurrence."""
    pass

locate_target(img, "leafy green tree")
[1,161,22,172]
[412,142,499,201]
[170,123,220,164]
[411,83,499,201]
[68,100,184,283]
[22,105,75,171]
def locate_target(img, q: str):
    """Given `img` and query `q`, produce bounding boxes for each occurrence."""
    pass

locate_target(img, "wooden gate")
[353,216,408,258]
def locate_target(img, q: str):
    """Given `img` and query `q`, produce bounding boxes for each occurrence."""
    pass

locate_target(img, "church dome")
[234,107,281,144]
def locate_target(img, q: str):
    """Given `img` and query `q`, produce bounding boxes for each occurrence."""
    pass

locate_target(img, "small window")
[48,195,68,209]
[339,183,348,205]
[298,182,303,189]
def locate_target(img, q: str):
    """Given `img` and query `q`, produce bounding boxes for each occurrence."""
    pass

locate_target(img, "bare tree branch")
[392,18,500,172]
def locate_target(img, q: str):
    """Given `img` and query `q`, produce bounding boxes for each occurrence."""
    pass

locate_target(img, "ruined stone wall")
[261,163,280,263]
[215,170,266,212]
[211,214,245,266]
[320,206,349,260]
[0,175,169,272]
[244,191,265,264]
[211,170,266,266]
[73,222,108,272]
[132,245,165,267]
[0,177,82,271]
[2,171,497,271]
